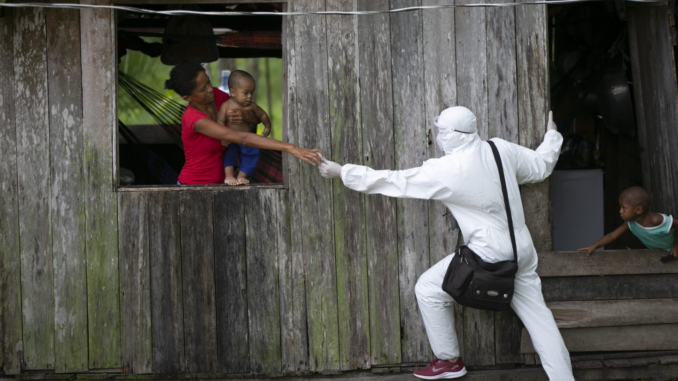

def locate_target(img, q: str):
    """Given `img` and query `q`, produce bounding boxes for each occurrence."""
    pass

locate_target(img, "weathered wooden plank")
[516,1,551,252]
[543,274,678,302]
[326,0,369,371]
[80,0,121,369]
[548,299,678,329]
[245,190,282,374]
[390,0,429,364]
[46,6,88,373]
[537,250,674,277]
[485,0,522,365]
[486,1,518,142]
[423,15,462,355]
[456,3,495,362]
[293,0,340,372]
[357,0,401,366]
[118,193,152,374]
[627,4,678,214]
[14,6,54,370]
[0,8,23,375]
[494,309,523,364]
[279,2,309,372]
[148,192,184,374]
[423,0,459,267]
[180,192,217,373]
[521,324,678,353]
[455,0,488,139]
[213,191,249,374]
[463,308,495,366]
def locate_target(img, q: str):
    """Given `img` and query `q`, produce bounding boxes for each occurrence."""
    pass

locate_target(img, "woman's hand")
[226,109,244,125]
[290,146,324,166]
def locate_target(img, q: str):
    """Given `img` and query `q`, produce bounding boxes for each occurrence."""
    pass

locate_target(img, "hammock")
[118,71,283,184]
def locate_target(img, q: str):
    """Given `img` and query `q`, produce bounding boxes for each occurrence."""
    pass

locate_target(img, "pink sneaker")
[413,358,467,379]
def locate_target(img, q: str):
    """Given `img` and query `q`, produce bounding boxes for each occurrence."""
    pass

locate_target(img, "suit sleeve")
[511,130,563,185]
[339,160,453,201]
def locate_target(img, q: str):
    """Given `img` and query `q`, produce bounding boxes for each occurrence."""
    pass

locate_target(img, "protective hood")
[434,106,478,155]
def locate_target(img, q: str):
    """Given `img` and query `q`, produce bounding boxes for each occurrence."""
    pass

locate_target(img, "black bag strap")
[487,140,518,263]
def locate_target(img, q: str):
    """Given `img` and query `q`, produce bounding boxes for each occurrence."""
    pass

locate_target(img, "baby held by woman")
[217,70,272,185]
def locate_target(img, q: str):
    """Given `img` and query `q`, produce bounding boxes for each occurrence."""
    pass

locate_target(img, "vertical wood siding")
[80,0,121,369]
[326,0,370,371]
[214,191,250,374]
[356,0,401,366]
[0,1,558,375]
[46,5,89,373]
[0,8,23,375]
[14,6,54,371]
[149,192,184,374]
[293,0,340,372]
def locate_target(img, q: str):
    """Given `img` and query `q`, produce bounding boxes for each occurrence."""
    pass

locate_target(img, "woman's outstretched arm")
[194,117,323,166]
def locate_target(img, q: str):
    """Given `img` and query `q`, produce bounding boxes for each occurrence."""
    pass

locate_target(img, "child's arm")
[253,103,272,137]
[578,223,629,256]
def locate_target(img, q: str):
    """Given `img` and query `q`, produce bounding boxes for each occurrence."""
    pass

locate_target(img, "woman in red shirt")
[165,61,322,184]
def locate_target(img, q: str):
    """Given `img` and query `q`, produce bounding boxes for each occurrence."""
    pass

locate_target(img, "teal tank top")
[628,214,675,252]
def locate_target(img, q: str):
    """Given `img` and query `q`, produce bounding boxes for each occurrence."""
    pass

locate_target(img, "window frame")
[114,0,289,192]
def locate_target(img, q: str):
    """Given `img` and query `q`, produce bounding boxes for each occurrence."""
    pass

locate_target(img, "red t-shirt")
[178,88,230,184]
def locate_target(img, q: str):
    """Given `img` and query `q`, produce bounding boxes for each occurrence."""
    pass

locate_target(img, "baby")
[578,186,678,262]
[217,70,272,185]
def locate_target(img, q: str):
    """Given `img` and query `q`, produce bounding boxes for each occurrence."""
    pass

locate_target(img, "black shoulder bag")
[441,140,518,312]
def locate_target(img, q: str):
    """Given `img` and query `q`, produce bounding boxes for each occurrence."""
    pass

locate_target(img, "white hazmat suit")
[319,107,574,380]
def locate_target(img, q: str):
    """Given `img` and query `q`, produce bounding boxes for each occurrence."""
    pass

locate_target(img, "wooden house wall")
[4,0,677,379]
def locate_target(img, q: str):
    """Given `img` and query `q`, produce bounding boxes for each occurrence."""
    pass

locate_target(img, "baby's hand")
[671,245,678,259]
[262,127,271,137]
[221,140,231,147]
[577,245,597,256]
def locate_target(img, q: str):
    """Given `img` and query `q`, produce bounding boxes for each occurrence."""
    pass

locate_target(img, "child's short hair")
[620,186,650,211]
[228,70,255,89]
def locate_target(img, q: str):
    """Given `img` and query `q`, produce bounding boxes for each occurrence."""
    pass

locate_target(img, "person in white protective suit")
[318,107,574,381]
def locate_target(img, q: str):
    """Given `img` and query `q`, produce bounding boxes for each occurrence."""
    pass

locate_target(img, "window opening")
[116,3,284,187]
[548,1,644,251]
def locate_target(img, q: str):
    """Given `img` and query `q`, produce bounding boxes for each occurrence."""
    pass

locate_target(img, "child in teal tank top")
[578,186,678,262]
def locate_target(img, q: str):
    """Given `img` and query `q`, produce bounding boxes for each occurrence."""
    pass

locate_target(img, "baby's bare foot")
[224,176,239,186]
[237,176,250,185]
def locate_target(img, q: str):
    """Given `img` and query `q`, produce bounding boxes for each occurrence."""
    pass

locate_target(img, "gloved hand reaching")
[318,158,343,179]
[547,111,557,132]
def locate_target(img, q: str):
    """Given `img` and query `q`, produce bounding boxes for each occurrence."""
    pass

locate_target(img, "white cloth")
[338,124,573,380]
[434,106,477,134]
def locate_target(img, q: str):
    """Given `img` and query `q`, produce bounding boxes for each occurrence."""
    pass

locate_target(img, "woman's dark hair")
[165,61,206,97]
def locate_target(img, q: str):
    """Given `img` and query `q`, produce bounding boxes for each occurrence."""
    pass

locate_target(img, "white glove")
[318,159,343,179]
[547,111,557,131]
